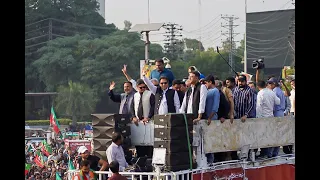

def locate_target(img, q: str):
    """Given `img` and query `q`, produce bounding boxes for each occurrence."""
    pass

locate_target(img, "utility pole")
[198,0,202,51]
[163,23,183,60]
[244,0,247,73]
[221,15,239,73]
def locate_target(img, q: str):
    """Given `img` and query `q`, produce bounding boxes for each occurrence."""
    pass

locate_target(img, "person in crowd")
[150,59,175,86]
[266,77,286,158]
[142,70,180,115]
[108,161,128,180]
[179,80,188,93]
[171,79,185,105]
[129,79,154,158]
[188,66,205,79]
[225,77,236,93]
[289,79,295,116]
[77,146,108,172]
[247,81,257,118]
[202,74,220,164]
[106,133,128,172]
[72,160,96,180]
[255,80,280,158]
[180,71,208,123]
[108,81,135,115]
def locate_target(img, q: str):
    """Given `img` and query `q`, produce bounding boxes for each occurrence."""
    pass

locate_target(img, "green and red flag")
[50,106,61,134]
[25,163,31,176]
[68,158,75,170]
[42,140,52,156]
[34,155,44,168]
[56,172,62,180]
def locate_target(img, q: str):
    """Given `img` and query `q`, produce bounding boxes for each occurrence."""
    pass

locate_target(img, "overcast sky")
[104,0,295,49]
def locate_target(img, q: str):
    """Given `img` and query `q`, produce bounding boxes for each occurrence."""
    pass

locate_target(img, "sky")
[104,0,295,49]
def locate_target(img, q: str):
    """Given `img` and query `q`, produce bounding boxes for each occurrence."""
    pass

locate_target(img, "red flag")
[34,155,44,168]
[50,106,61,134]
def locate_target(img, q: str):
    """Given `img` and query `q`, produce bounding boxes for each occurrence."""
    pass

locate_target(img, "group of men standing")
[107,58,295,165]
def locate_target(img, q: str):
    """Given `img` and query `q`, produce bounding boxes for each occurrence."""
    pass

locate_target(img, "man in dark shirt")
[77,146,108,171]
[233,75,255,122]
[108,81,135,115]
[150,59,175,86]
[108,161,128,180]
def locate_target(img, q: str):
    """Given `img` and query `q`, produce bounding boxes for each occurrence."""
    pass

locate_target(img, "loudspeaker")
[154,140,192,153]
[164,152,192,166]
[92,114,130,127]
[93,138,112,151]
[93,150,107,161]
[153,113,194,127]
[154,126,193,141]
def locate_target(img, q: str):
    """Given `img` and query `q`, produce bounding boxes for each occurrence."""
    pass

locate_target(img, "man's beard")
[239,84,245,88]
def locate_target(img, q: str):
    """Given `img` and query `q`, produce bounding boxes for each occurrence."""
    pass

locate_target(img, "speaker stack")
[91,114,132,163]
[153,113,196,171]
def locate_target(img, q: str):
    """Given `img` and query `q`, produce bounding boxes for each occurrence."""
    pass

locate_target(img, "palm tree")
[55,81,97,125]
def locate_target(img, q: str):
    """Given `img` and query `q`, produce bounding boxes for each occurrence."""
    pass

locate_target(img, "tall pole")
[198,0,202,51]
[244,0,247,73]
[147,0,150,23]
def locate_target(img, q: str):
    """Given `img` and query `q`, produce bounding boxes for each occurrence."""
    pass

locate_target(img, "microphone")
[216,46,239,77]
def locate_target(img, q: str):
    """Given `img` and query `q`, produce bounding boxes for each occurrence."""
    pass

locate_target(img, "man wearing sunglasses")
[130,79,155,125]
[129,79,155,158]
[142,70,180,115]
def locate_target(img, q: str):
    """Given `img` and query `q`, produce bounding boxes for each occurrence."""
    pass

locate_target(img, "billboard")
[246,9,295,77]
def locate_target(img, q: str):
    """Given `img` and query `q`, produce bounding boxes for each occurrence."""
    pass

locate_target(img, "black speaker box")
[92,114,130,127]
[153,113,194,127]
[154,126,193,140]
[165,152,192,166]
[93,126,131,139]
[154,140,192,153]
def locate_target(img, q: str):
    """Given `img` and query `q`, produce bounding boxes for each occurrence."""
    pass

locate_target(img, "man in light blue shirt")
[266,77,286,158]
[150,59,175,86]
[203,74,220,164]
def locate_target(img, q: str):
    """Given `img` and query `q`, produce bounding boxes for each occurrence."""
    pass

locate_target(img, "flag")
[34,155,44,168]
[56,172,62,180]
[68,158,75,170]
[42,140,52,154]
[27,145,34,152]
[25,163,31,176]
[50,106,61,134]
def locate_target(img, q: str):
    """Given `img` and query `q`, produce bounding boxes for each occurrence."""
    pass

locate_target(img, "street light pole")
[244,0,247,73]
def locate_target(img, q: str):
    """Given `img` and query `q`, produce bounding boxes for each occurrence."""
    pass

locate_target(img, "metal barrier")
[67,155,295,180]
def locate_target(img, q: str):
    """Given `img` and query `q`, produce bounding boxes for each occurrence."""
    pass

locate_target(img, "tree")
[124,20,132,31]
[55,81,97,125]
[184,38,204,51]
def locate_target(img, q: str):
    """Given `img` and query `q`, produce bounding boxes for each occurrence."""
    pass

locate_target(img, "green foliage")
[184,38,204,51]
[55,81,97,125]
[25,119,72,126]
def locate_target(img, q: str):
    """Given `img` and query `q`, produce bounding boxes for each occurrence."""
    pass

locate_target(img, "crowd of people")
[108,58,295,164]
[25,58,295,179]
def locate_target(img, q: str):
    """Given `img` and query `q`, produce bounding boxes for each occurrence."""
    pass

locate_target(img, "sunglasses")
[139,86,146,89]
[160,82,168,85]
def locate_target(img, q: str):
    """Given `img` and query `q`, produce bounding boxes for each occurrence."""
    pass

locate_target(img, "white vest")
[134,90,152,119]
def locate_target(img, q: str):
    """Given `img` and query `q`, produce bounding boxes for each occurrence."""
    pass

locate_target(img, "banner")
[140,60,156,79]
[193,164,295,180]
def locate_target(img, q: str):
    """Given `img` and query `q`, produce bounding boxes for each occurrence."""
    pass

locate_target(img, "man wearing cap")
[266,77,286,158]
[77,146,108,172]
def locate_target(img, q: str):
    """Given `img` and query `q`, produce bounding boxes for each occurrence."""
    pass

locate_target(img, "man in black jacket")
[142,71,180,115]
[179,71,208,123]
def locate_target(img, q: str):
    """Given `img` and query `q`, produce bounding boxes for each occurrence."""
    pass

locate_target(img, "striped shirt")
[233,85,255,119]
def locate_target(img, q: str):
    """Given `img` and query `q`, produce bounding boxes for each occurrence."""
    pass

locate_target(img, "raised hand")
[109,81,116,90]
